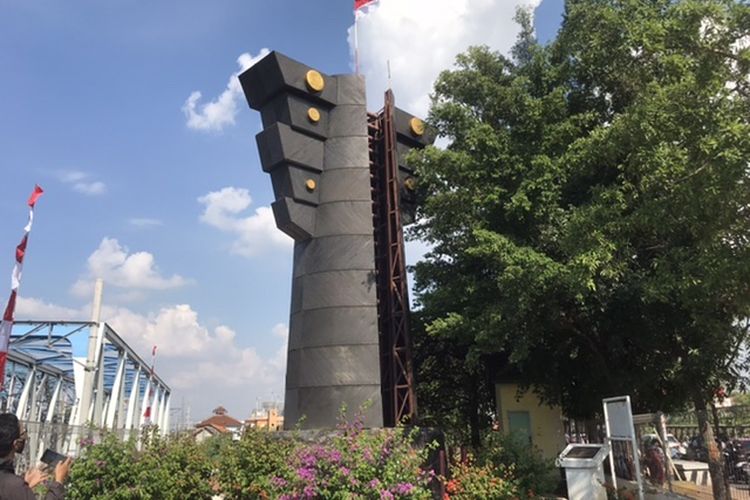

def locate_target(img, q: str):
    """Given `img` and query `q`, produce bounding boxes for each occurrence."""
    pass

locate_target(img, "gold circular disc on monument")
[305,70,325,92]
[305,179,317,191]
[409,117,425,136]
[307,107,321,123]
[404,177,417,191]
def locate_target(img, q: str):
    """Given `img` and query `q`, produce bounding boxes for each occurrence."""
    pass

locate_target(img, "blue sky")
[0,0,563,421]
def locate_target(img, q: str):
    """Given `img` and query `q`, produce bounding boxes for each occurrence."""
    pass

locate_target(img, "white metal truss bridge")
[2,319,171,465]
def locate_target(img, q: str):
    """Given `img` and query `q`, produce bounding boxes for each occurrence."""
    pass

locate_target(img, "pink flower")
[394,483,414,495]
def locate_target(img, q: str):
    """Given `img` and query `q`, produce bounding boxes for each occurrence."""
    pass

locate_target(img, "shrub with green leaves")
[67,430,214,500]
[212,429,296,499]
[478,431,558,497]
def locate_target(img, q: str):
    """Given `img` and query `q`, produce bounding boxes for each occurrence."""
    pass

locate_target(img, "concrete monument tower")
[239,52,434,429]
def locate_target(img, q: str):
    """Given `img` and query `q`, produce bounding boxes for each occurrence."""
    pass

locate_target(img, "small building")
[195,406,243,440]
[193,423,227,443]
[245,403,284,431]
[495,382,566,461]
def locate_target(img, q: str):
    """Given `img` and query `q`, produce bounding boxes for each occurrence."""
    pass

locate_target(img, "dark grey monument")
[240,52,434,429]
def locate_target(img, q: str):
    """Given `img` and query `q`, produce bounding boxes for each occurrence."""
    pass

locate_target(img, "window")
[508,411,532,445]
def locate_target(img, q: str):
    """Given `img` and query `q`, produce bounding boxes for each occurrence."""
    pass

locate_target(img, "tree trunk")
[469,389,481,448]
[711,402,722,439]
[710,402,731,495]
[695,395,727,500]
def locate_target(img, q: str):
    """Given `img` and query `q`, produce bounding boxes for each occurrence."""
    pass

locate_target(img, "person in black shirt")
[0,413,70,499]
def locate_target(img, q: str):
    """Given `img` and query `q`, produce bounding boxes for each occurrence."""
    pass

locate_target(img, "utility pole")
[77,279,103,426]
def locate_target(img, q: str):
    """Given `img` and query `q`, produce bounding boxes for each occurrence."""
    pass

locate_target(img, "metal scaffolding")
[1,319,170,461]
[369,90,418,426]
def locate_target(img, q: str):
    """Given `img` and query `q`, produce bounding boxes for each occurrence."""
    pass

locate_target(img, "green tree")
[411,1,750,496]
[412,312,495,447]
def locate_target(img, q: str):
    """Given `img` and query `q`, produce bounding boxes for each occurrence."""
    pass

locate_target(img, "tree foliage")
[412,0,750,420]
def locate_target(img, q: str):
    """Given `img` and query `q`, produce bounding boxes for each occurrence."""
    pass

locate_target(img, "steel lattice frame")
[369,90,418,427]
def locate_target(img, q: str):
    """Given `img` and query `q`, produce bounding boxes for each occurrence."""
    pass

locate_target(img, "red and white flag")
[0,185,44,390]
[354,0,378,17]
[143,345,157,420]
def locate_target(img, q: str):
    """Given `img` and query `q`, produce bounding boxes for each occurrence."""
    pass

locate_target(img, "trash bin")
[556,443,610,500]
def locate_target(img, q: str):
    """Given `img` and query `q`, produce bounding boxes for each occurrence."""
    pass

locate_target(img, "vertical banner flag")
[354,0,377,14]
[143,345,157,420]
[0,185,44,390]
[353,0,379,73]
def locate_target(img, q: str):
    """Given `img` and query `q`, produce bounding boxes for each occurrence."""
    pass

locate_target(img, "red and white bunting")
[353,0,379,74]
[354,0,378,17]
[143,345,157,420]
[0,185,44,389]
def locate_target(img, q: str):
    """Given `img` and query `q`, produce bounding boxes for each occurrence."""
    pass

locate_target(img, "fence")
[664,405,750,500]
[14,420,158,475]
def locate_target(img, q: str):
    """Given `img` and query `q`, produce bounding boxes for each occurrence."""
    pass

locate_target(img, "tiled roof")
[197,414,242,429]
[193,423,228,435]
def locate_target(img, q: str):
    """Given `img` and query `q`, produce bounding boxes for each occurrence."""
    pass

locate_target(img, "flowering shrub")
[266,415,435,498]
[443,459,519,499]
[63,417,551,499]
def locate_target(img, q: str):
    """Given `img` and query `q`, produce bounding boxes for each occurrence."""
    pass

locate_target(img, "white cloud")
[271,323,288,340]
[15,297,82,321]
[198,187,292,257]
[128,218,163,228]
[182,48,270,132]
[103,303,287,418]
[58,170,107,196]
[349,0,540,117]
[71,238,189,298]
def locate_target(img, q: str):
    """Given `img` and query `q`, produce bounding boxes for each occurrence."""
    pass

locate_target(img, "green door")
[508,411,532,445]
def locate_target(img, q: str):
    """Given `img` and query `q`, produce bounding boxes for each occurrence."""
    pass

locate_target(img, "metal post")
[45,377,62,423]
[93,337,106,427]
[105,354,126,429]
[124,367,141,432]
[157,391,167,434]
[4,372,15,413]
[161,394,171,435]
[15,367,36,420]
[149,386,159,426]
[657,412,674,493]
[116,364,128,430]
[29,373,46,422]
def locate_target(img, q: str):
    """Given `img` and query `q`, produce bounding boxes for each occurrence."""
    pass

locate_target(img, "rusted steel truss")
[369,90,417,427]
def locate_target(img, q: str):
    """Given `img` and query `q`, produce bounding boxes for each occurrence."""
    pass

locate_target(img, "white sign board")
[602,396,644,500]
[605,398,635,439]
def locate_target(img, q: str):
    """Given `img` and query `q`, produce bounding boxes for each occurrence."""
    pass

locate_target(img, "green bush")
[477,432,558,497]
[67,430,214,500]
[212,429,295,499]
[64,422,552,498]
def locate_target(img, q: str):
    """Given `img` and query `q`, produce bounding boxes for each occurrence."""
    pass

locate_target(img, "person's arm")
[43,457,72,500]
